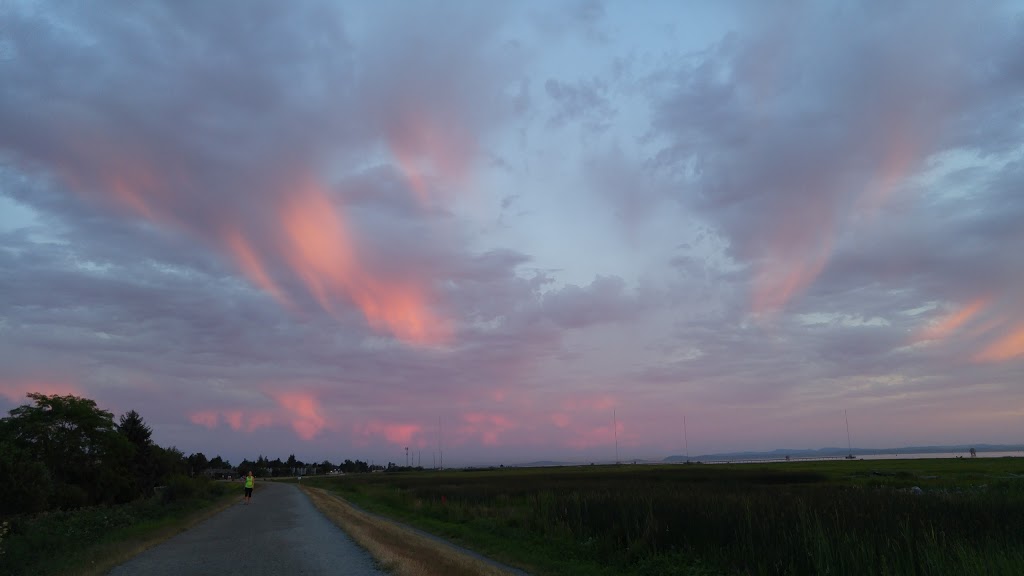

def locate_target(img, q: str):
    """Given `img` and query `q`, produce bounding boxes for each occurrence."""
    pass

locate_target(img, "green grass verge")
[305,459,1024,576]
[1,479,237,576]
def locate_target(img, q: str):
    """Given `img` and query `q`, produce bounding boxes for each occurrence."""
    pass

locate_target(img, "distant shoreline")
[664,445,1024,464]
[466,446,1024,469]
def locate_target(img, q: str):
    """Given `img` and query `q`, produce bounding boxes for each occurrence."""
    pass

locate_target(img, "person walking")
[244,471,255,504]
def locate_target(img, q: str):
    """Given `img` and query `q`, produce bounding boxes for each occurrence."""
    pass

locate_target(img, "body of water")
[695,451,1023,464]
[856,451,1022,460]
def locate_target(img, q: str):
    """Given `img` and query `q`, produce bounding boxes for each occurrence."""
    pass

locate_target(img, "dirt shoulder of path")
[299,485,527,576]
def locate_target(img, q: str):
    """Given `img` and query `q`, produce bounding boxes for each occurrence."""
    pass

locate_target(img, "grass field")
[305,458,1024,576]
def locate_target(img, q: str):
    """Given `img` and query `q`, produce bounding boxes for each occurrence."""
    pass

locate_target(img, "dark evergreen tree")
[118,409,157,496]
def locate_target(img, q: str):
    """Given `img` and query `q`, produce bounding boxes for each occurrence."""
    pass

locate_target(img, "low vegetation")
[306,458,1024,576]
[1,477,234,576]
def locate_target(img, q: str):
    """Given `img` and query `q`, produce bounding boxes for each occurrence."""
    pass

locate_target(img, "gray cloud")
[2,1,1021,463]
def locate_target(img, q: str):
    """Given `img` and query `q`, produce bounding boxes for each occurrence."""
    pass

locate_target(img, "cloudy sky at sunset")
[2,0,1023,467]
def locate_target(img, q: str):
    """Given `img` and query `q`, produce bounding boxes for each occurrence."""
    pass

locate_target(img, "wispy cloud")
[1,1,1021,465]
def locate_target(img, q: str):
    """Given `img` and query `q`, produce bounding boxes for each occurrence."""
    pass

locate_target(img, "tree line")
[186,451,386,477]
[0,392,389,516]
[227,454,385,477]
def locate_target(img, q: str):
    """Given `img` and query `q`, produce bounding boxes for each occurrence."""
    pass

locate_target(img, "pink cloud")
[246,412,276,432]
[189,411,219,429]
[272,391,329,440]
[749,199,837,317]
[550,413,571,428]
[565,422,619,450]
[223,411,244,431]
[186,408,278,434]
[975,325,1024,363]
[0,380,84,404]
[911,297,1024,363]
[914,298,989,343]
[355,421,424,446]
[388,111,474,205]
[459,411,518,446]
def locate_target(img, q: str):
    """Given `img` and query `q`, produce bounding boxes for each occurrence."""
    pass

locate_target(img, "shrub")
[161,474,200,503]
[52,483,90,510]
[0,520,9,557]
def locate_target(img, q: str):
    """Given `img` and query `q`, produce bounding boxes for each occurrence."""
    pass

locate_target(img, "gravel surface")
[107,482,387,576]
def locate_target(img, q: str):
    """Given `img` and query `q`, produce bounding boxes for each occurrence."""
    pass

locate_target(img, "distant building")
[203,468,236,479]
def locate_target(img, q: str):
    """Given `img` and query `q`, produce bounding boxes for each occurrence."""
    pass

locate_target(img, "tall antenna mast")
[438,415,443,470]
[613,409,619,464]
[845,409,853,459]
[683,414,689,461]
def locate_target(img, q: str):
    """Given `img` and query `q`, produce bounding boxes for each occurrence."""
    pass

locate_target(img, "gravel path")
[107,482,387,576]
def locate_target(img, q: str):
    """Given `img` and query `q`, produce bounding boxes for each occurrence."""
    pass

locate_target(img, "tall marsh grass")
[318,464,1024,575]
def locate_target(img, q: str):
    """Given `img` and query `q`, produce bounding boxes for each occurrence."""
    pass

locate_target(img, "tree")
[208,455,230,470]
[118,409,157,496]
[188,452,209,476]
[0,436,52,514]
[1,393,134,507]
[117,410,152,447]
[237,458,255,475]
[152,445,188,480]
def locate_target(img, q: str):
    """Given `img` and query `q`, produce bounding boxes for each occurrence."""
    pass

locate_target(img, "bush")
[0,520,10,558]
[52,483,90,510]
[161,474,201,503]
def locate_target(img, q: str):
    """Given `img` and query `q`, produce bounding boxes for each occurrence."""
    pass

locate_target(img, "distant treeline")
[208,453,388,477]
[0,392,401,517]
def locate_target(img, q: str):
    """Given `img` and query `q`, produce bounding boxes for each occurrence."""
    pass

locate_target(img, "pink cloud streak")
[0,379,84,404]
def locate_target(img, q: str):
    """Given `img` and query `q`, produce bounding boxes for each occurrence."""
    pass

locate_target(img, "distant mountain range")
[664,444,1024,462]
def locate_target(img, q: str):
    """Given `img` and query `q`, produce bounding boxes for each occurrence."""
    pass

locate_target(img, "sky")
[1,0,1023,467]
